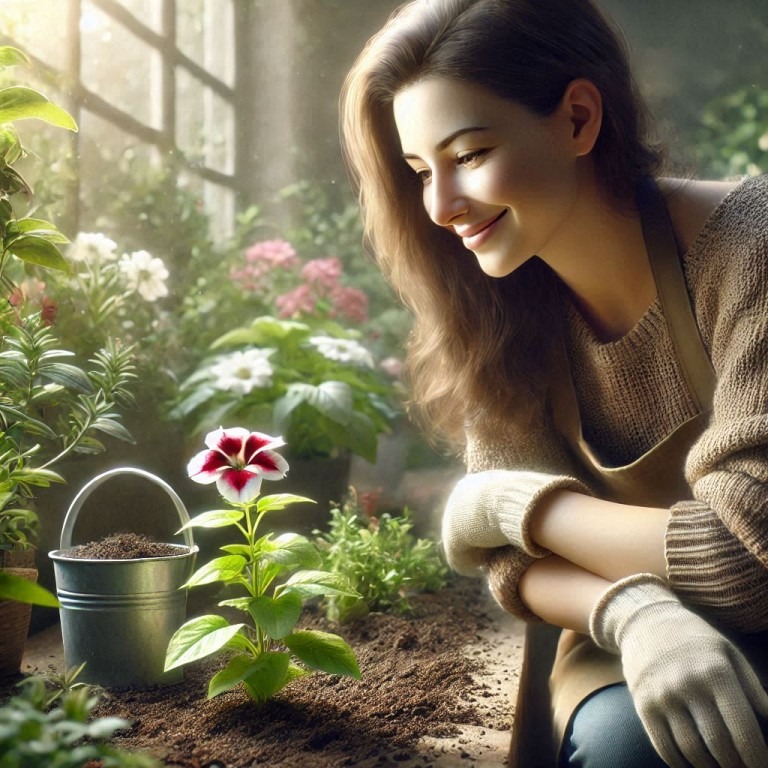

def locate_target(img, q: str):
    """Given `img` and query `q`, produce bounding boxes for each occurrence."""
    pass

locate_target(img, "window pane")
[177,0,234,87]
[81,0,162,130]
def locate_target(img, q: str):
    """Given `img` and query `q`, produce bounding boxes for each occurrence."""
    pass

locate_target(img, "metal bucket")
[49,467,198,689]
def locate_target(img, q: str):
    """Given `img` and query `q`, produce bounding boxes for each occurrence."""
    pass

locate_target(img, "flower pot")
[0,551,37,677]
[49,468,198,689]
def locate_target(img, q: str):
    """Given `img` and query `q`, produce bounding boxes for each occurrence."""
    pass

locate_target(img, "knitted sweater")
[463,174,768,634]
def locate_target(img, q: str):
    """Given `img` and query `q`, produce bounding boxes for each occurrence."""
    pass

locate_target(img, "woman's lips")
[459,210,508,250]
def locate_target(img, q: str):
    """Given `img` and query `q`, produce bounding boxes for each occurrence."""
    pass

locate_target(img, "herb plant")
[316,488,448,623]
[0,666,159,768]
[164,426,361,702]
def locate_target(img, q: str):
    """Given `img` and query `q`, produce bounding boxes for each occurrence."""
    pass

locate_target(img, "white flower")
[210,349,275,395]
[119,250,170,302]
[68,232,118,264]
[308,336,374,368]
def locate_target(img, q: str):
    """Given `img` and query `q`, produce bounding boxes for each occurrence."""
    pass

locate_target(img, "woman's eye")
[457,150,486,167]
[416,168,432,184]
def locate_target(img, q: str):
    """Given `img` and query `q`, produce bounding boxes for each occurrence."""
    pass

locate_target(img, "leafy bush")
[315,488,448,623]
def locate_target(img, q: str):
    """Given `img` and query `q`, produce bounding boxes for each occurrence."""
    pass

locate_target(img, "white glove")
[441,469,590,575]
[590,573,768,768]
[484,546,541,622]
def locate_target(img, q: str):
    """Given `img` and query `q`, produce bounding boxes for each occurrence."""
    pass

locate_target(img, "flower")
[245,239,298,268]
[276,284,315,318]
[68,232,118,264]
[210,348,275,395]
[118,250,170,301]
[308,336,375,368]
[187,427,289,502]
[301,257,342,290]
[331,285,368,323]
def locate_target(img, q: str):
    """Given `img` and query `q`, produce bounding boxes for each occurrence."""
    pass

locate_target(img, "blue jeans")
[559,684,668,768]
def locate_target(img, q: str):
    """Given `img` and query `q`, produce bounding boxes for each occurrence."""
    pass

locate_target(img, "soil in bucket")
[62,532,184,560]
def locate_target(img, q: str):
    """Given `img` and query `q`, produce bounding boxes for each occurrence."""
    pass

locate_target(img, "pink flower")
[301,257,342,290]
[276,284,316,318]
[331,286,369,323]
[245,239,298,269]
[187,427,289,503]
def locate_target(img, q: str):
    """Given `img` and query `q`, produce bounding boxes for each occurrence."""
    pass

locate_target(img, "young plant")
[164,427,361,702]
[0,665,159,768]
[316,488,449,623]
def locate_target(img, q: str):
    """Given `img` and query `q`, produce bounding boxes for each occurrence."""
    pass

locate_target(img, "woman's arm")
[517,554,611,633]
[529,489,669,582]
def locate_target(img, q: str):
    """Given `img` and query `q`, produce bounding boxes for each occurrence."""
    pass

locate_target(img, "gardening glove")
[484,546,542,622]
[590,573,768,768]
[441,469,591,575]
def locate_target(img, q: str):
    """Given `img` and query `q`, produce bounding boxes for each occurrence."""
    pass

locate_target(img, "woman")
[340,0,768,766]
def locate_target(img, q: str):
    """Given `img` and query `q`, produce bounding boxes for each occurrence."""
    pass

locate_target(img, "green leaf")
[5,234,70,271]
[207,654,258,698]
[179,509,244,531]
[0,85,78,130]
[0,571,59,606]
[280,569,359,599]
[184,555,247,587]
[241,652,292,702]
[218,597,253,612]
[249,592,302,640]
[0,47,30,69]
[90,418,135,443]
[38,362,92,392]
[284,630,361,679]
[219,543,252,557]
[256,493,315,514]
[274,381,354,430]
[164,615,245,670]
[260,532,321,569]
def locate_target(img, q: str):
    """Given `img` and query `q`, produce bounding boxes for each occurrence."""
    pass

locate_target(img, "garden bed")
[5,577,523,767]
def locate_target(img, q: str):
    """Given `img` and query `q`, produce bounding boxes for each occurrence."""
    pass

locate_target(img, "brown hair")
[340,0,663,449]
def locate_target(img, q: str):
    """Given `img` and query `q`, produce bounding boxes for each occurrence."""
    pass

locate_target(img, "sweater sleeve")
[666,175,768,633]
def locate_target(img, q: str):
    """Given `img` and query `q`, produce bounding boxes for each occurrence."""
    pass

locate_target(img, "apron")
[508,178,768,767]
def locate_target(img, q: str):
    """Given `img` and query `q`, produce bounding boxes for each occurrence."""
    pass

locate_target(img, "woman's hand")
[591,574,768,768]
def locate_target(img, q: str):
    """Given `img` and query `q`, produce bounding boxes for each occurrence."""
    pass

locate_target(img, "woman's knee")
[560,684,667,768]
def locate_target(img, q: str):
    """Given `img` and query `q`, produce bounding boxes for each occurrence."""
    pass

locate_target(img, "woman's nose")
[426,173,468,226]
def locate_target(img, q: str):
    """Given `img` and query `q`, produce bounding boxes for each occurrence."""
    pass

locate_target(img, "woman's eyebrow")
[402,126,490,159]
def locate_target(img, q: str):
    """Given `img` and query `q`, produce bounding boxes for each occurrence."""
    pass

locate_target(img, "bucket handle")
[59,467,195,551]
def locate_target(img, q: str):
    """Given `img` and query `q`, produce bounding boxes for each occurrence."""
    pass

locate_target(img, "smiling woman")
[341,1,768,767]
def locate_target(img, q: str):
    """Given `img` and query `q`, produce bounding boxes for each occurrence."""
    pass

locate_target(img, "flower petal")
[187,449,228,484]
[216,468,263,503]
[247,449,289,480]
[244,432,285,462]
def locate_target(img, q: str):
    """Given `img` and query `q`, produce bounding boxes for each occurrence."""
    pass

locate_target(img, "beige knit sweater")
[463,174,768,634]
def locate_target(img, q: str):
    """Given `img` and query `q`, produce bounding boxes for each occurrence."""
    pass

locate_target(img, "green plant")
[693,85,768,178]
[0,46,138,609]
[316,488,449,623]
[0,46,76,295]
[0,666,159,768]
[171,316,398,461]
[164,426,361,702]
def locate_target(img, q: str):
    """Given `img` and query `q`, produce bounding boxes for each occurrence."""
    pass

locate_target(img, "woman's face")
[393,77,584,278]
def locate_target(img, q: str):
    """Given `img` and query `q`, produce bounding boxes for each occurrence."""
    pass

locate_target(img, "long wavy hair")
[340,0,663,450]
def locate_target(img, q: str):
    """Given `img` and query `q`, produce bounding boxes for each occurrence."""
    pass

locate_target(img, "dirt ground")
[2,577,522,768]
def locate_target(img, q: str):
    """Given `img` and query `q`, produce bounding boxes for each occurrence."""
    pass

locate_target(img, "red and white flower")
[187,427,289,503]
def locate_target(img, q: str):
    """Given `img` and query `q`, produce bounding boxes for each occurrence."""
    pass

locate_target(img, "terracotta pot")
[0,549,38,677]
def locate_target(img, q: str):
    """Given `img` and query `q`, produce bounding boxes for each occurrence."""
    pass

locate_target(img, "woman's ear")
[561,79,602,157]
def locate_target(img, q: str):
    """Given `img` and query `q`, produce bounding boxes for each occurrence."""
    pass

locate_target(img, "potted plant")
[170,315,399,531]
[0,45,136,675]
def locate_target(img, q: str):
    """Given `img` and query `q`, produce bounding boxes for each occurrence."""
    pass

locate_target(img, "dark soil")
[62,532,185,559]
[87,578,503,767]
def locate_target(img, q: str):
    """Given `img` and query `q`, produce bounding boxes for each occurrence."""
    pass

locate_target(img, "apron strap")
[636,177,717,413]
